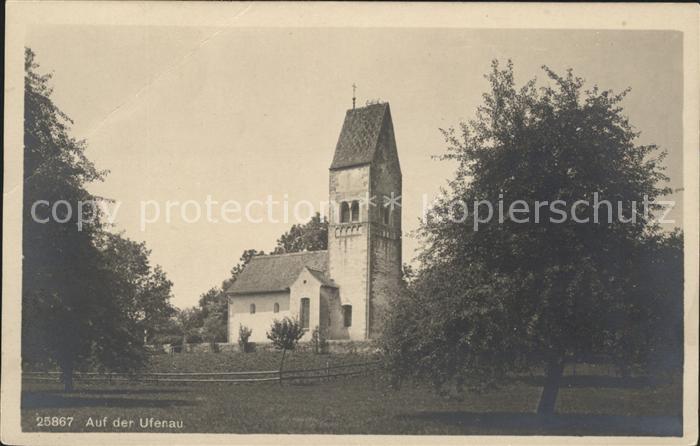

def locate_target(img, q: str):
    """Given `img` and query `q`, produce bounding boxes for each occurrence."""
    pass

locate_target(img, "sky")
[26,27,683,309]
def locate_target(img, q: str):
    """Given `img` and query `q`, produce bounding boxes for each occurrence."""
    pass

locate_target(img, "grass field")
[21,351,683,436]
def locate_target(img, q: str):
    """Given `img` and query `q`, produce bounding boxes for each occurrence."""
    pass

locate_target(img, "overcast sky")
[26,27,683,309]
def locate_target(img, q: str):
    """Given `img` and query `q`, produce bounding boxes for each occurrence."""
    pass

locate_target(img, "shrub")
[267,317,305,351]
[238,324,253,353]
[186,332,203,344]
[168,336,183,354]
[155,334,183,347]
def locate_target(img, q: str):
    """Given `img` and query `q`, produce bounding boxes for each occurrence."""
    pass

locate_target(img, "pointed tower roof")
[330,102,392,170]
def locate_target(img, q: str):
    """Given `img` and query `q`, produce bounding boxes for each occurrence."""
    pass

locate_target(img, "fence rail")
[24,370,280,376]
[283,361,379,374]
[22,361,381,384]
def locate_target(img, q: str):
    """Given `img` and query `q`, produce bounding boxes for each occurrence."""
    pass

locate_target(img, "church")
[226,102,402,343]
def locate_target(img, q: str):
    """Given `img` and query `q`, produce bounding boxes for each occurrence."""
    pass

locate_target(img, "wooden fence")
[22,361,381,384]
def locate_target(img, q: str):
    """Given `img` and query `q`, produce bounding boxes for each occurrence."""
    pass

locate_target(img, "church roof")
[330,103,390,170]
[306,267,337,288]
[226,251,329,295]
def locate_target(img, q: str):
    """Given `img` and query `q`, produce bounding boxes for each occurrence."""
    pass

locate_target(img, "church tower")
[328,102,402,340]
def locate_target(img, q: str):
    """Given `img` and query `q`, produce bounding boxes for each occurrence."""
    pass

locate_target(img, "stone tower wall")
[328,165,371,340]
[367,116,402,338]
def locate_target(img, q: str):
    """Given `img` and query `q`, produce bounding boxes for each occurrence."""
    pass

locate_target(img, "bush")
[238,324,253,353]
[167,336,184,354]
[267,317,305,352]
[154,334,183,347]
[186,333,203,344]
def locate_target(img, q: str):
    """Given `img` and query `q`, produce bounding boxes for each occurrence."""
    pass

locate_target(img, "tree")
[138,266,177,343]
[272,213,328,254]
[381,60,680,415]
[202,312,227,345]
[630,230,683,375]
[97,233,176,345]
[23,47,103,391]
[86,233,176,375]
[198,287,227,343]
[225,248,265,288]
[177,307,204,344]
[267,317,305,381]
[150,315,184,347]
[22,48,175,391]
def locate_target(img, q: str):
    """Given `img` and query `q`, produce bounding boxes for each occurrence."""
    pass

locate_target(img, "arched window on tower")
[350,201,360,222]
[273,302,279,313]
[340,202,350,223]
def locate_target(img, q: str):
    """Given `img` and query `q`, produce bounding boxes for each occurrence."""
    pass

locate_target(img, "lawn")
[21,351,683,436]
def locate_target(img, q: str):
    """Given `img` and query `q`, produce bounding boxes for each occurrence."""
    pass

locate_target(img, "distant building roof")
[226,251,329,295]
[330,103,390,170]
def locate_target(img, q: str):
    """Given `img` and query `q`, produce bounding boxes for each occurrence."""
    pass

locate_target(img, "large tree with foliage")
[272,212,328,254]
[97,233,177,346]
[22,48,175,391]
[381,60,682,414]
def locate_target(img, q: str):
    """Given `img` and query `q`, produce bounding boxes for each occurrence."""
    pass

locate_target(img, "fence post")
[326,361,330,380]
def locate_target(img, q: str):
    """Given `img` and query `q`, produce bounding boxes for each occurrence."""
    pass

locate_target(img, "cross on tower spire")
[352,83,357,109]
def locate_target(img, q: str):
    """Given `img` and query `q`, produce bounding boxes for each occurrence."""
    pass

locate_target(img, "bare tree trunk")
[278,349,287,386]
[537,356,565,415]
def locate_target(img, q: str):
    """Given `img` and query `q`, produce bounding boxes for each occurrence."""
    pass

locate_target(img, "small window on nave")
[273,302,279,313]
[250,303,256,314]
